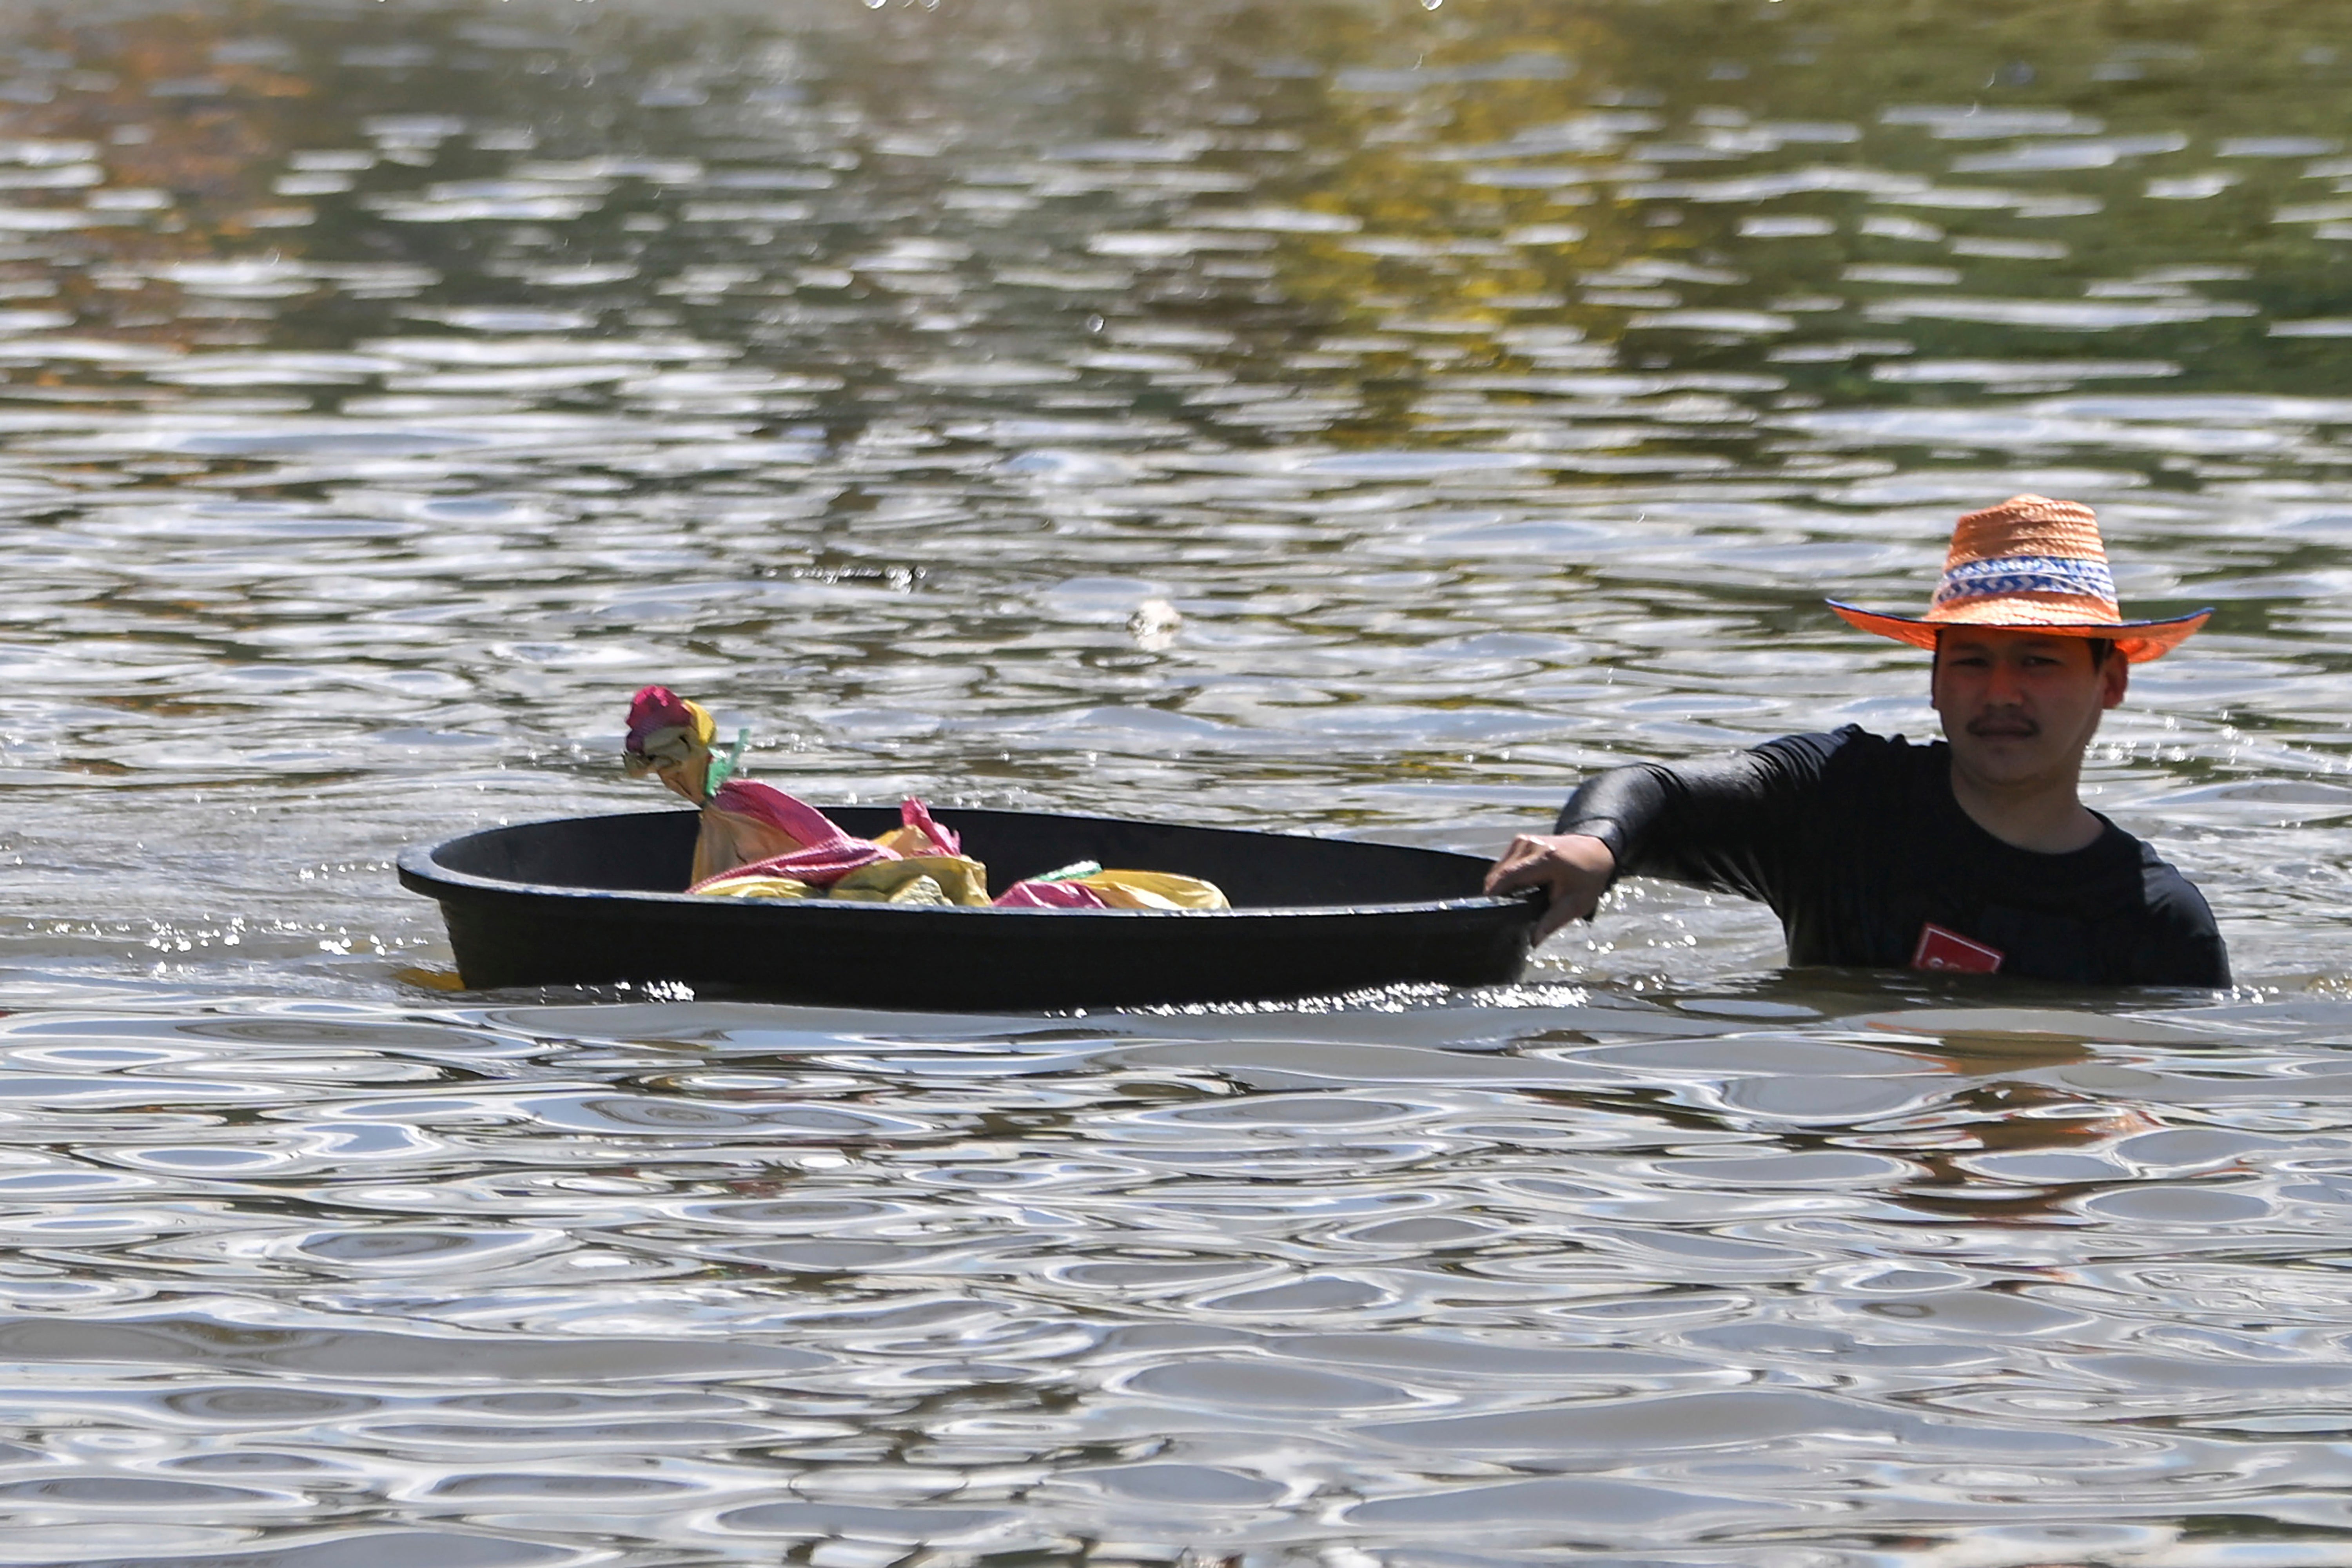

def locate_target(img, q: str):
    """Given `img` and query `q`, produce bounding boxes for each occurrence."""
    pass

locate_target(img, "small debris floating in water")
[1128,596,1181,649]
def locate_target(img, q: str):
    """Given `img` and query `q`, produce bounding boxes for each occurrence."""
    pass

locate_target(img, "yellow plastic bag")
[1074,870,1229,911]
[693,809,809,888]
[695,874,820,900]
[833,875,948,906]
[831,855,993,907]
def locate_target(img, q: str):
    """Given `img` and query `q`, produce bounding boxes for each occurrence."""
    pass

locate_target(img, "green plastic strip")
[704,727,750,796]
[1033,860,1102,883]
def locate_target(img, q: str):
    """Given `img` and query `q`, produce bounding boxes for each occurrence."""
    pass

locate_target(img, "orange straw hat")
[1827,494,2209,663]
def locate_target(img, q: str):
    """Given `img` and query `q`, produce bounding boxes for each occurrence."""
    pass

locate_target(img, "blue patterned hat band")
[1931,553,2118,611]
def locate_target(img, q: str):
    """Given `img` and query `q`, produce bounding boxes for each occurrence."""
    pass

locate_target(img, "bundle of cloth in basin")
[621,687,1229,911]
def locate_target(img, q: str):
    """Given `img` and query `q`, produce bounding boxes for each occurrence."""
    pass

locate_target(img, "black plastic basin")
[396,807,1540,1010]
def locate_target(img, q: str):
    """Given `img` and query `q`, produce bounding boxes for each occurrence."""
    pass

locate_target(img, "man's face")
[1931,628,2128,788]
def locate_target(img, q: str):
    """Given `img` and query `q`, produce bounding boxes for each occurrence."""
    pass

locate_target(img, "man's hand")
[1485,832,1617,942]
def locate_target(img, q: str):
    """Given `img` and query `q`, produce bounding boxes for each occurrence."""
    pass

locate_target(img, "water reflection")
[3,0,2352,1559]
[4,993,2352,1561]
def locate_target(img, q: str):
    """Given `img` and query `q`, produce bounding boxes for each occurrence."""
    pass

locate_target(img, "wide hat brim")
[1826,601,2210,663]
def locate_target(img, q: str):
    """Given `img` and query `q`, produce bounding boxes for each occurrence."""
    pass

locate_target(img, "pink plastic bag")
[993,879,1109,910]
[898,798,961,857]
[687,779,898,892]
[871,798,962,859]
[626,687,1000,897]
[624,687,913,888]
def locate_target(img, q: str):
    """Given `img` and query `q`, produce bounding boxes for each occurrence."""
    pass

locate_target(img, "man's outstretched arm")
[1486,735,1843,942]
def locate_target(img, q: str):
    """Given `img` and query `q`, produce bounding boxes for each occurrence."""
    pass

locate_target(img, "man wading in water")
[1486,495,2229,987]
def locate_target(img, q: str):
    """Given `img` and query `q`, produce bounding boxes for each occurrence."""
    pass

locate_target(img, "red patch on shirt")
[1911,923,2004,975]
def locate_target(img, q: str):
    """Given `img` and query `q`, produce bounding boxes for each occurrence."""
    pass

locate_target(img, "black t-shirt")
[1555,725,2230,988]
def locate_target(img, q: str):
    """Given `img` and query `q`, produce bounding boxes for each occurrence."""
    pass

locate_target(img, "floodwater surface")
[4,0,2352,1562]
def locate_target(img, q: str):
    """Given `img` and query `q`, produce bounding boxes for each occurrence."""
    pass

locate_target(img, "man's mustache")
[1967,710,2039,738]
